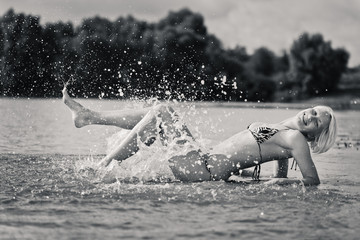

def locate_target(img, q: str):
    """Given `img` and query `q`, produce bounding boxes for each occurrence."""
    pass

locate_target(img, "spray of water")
[71,100,211,184]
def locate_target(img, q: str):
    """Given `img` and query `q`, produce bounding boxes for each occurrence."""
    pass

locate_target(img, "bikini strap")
[252,164,261,181]
[291,158,298,171]
[252,142,262,181]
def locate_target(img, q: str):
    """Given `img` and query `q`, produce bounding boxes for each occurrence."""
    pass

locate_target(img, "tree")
[152,8,209,100]
[0,9,45,97]
[42,21,76,96]
[0,9,352,102]
[289,33,349,96]
[247,47,275,76]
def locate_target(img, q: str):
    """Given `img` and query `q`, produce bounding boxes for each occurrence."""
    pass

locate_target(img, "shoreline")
[195,98,360,110]
[1,95,359,111]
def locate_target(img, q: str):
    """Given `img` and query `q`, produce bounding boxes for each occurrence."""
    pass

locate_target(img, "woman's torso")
[208,122,293,180]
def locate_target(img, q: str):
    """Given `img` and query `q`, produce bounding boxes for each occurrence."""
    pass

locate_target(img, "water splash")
[71,102,210,184]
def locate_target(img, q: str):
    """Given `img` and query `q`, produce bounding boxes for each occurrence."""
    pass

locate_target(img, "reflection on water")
[0,98,359,239]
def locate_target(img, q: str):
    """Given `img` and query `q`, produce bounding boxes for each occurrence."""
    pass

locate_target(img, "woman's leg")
[62,86,149,129]
[62,86,194,167]
[98,104,195,167]
[98,108,158,167]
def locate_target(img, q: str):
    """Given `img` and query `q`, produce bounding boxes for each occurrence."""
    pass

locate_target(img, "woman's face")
[296,106,331,137]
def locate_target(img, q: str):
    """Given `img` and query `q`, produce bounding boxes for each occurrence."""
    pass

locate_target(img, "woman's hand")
[264,178,301,185]
[264,177,319,186]
[227,175,252,183]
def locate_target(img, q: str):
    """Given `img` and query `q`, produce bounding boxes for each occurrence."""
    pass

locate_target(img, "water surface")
[1,98,359,240]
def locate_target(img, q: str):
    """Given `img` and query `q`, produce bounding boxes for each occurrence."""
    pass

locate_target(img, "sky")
[1,0,360,67]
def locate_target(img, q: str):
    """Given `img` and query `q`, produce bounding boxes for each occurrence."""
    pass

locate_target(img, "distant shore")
[193,94,360,110]
[1,93,359,111]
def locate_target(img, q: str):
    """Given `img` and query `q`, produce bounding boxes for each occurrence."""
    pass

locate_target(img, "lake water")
[1,98,359,240]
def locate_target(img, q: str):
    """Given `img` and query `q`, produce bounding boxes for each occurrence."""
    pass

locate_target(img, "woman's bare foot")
[62,86,94,128]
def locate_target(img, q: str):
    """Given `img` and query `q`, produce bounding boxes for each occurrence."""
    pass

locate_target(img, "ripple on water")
[1,153,359,240]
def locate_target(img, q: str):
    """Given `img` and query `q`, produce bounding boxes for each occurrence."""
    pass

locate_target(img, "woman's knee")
[152,104,177,121]
[153,103,172,114]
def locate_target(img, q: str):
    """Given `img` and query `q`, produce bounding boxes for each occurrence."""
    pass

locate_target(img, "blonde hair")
[310,106,337,154]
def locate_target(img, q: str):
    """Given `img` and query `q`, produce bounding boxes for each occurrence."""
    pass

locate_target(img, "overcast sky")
[1,0,359,67]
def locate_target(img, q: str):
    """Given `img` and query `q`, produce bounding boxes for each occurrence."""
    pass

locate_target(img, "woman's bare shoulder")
[275,129,307,150]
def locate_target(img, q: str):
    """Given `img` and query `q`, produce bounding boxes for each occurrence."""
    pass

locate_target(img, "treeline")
[0,8,351,101]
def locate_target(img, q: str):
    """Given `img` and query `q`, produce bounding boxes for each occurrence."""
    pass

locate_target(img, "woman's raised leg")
[62,86,149,129]
[62,86,194,167]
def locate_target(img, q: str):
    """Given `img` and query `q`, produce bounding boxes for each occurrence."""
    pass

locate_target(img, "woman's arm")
[267,131,320,186]
[288,131,320,185]
[273,159,288,178]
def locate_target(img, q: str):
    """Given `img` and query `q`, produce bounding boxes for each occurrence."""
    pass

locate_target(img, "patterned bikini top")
[247,123,280,181]
[247,124,279,144]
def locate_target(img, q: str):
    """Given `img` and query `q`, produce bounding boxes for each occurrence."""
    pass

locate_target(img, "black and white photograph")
[1,0,359,239]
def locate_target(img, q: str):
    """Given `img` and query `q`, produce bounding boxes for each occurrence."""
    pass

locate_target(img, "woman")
[62,86,337,186]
